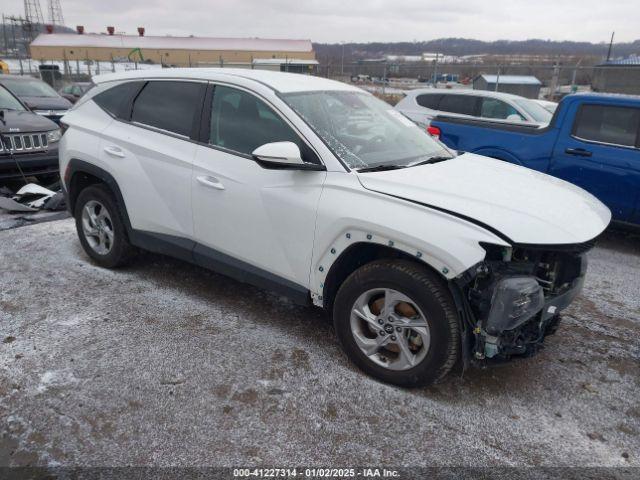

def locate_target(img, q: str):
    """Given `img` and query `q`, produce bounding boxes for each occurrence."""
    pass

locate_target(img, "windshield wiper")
[356,164,407,173]
[407,155,454,167]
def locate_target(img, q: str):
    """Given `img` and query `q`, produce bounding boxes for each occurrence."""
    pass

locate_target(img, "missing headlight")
[485,276,544,335]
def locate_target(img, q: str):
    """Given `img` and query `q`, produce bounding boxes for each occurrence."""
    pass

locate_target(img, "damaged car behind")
[59,69,611,387]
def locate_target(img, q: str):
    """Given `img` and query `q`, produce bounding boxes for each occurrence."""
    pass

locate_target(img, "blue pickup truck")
[430,93,640,226]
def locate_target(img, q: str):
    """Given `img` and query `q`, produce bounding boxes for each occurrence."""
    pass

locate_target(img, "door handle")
[196,175,225,190]
[103,145,126,158]
[565,148,592,157]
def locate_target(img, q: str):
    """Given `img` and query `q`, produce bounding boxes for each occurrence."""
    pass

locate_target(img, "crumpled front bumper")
[463,253,588,361]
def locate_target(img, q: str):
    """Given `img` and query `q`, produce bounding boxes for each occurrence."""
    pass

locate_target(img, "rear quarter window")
[573,104,640,147]
[416,94,441,109]
[92,81,144,119]
[131,81,206,137]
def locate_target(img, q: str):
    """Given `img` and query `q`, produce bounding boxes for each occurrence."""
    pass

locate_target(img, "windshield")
[0,85,26,111]
[282,90,452,169]
[513,98,553,123]
[2,78,59,98]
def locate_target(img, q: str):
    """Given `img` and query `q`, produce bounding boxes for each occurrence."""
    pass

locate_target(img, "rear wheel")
[74,184,135,268]
[333,259,459,387]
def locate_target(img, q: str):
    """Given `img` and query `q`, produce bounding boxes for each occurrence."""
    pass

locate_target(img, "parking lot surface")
[1,219,638,467]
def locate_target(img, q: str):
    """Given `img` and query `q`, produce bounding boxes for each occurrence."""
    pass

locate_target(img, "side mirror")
[252,141,325,171]
[506,114,523,123]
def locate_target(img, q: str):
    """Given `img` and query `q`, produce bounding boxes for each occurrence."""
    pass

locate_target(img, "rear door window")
[573,104,640,147]
[416,94,441,109]
[480,98,525,121]
[131,81,206,138]
[437,95,479,116]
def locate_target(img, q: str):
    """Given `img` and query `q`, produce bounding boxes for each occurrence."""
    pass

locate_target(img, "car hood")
[0,110,58,133]
[357,153,611,245]
[19,96,72,111]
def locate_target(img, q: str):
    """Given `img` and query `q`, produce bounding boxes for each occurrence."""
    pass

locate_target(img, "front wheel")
[333,260,460,387]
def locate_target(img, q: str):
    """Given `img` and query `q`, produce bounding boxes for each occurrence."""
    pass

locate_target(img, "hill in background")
[315,37,640,64]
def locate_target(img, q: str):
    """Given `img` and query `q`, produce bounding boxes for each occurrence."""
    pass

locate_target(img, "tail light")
[427,126,441,139]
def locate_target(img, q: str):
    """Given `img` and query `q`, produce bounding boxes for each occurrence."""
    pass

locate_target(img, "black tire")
[333,259,460,388]
[74,184,135,268]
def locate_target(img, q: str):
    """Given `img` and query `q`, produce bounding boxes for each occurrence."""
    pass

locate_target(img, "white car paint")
[357,153,611,245]
[394,88,551,128]
[532,99,559,113]
[59,68,610,309]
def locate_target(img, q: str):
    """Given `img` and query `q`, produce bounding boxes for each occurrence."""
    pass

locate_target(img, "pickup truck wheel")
[74,184,135,268]
[333,259,459,387]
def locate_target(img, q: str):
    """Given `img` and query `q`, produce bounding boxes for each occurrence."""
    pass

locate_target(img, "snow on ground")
[0,219,638,468]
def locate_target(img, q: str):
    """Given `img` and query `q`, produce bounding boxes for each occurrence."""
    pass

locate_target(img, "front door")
[191,84,326,295]
[549,102,640,222]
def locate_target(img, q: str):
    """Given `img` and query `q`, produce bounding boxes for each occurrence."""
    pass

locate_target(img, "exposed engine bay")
[456,240,594,362]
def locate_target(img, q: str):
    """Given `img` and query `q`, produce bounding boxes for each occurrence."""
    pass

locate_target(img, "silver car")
[395,89,553,129]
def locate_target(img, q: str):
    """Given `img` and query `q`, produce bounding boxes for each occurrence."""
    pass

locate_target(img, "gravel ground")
[0,219,638,469]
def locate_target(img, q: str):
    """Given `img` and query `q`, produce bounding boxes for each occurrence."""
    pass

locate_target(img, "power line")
[23,0,44,25]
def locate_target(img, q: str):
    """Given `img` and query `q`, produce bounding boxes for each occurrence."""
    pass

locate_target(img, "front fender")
[310,172,510,307]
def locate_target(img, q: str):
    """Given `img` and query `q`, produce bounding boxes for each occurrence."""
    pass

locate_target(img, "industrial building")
[473,74,542,99]
[592,56,640,95]
[28,29,317,72]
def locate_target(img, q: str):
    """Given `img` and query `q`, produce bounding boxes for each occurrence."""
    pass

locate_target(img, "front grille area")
[0,133,49,154]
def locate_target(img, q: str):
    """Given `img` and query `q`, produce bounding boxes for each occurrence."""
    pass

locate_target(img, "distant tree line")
[315,37,640,64]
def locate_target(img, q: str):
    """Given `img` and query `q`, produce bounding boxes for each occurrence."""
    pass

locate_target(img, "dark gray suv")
[0,84,61,183]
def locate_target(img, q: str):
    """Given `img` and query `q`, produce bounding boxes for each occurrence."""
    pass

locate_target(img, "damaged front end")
[453,240,593,364]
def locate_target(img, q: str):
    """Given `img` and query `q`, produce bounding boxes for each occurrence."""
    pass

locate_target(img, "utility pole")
[10,16,18,58]
[382,61,387,96]
[432,53,439,87]
[571,58,583,92]
[548,58,560,100]
[494,66,500,92]
[340,41,345,76]
[606,31,615,62]
[2,14,7,57]
[47,0,65,29]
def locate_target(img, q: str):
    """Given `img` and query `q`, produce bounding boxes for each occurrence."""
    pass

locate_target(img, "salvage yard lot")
[1,218,639,467]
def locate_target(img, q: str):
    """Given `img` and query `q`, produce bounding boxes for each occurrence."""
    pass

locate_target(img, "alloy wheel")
[81,200,114,255]
[350,288,431,370]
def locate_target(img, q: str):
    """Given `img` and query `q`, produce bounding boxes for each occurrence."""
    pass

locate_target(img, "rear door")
[550,102,640,222]
[99,79,206,238]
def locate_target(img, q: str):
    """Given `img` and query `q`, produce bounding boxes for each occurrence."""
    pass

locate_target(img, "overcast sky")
[5,0,638,43]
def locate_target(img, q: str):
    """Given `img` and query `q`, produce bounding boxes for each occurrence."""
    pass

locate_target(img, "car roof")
[92,68,361,94]
[406,88,528,101]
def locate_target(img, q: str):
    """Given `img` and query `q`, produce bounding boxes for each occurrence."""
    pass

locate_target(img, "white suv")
[395,89,553,130]
[59,69,610,387]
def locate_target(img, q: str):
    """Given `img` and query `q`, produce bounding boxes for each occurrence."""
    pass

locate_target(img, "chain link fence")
[3,57,639,103]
